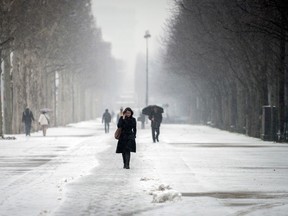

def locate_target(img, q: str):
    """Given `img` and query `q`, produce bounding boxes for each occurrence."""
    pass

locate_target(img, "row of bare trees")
[0,0,118,137]
[162,0,288,139]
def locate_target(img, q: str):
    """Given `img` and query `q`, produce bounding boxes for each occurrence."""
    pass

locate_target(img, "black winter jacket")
[22,109,35,125]
[149,112,162,128]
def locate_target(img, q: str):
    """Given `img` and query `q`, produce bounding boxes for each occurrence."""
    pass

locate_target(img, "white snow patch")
[150,184,182,203]
[157,184,172,191]
[140,177,156,181]
[152,189,182,203]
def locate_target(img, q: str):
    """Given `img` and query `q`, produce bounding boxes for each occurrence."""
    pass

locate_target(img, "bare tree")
[0,0,121,136]
[161,0,288,139]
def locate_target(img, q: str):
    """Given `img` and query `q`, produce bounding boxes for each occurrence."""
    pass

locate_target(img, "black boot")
[122,153,126,169]
[124,152,130,169]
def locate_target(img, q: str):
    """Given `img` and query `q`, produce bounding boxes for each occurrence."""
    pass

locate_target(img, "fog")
[91,0,175,117]
[1,0,287,139]
[1,2,288,215]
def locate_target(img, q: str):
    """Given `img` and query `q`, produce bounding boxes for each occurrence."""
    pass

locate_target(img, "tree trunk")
[3,50,13,134]
[0,49,3,137]
[278,31,286,138]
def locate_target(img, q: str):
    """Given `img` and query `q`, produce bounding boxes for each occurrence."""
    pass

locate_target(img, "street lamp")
[144,30,151,106]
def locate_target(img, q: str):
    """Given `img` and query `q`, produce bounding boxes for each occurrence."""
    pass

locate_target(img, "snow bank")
[149,184,182,203]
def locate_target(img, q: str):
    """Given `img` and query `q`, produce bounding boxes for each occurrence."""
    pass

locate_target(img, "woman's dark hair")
[123,107,134,116]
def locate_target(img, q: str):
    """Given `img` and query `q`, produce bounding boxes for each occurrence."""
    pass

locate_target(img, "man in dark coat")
[149,107,163,143]
[102,109,111,133]
[22,107,35,136]
[116,107,137,169]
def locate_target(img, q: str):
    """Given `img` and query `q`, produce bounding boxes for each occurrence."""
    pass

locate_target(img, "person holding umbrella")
[148,106,163,143]
[116,107,137,169]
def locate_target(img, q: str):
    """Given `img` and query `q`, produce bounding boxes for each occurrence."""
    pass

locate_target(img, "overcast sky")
[91,0,172,71]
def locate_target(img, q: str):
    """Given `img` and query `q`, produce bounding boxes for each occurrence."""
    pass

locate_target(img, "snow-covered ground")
[0,120,288,216]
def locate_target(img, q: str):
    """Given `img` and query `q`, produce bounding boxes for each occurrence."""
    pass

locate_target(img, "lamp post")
[144,30,151,106]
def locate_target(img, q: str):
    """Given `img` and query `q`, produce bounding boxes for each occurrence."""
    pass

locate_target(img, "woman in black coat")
[116,107,137,169]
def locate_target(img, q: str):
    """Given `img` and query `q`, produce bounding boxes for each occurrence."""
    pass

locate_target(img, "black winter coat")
[116,116,137,153]
[149,112,162,128]
[22,109,35,125]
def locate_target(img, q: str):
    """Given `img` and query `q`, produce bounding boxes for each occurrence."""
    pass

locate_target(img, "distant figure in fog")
[102,109,111,133]
[117,107,123,122]
[137,113,145,129]
[38,111,50,136]
[149,107,163,143]
[116,107,137,169]
[111,110,115,122]
[22,107,35,136]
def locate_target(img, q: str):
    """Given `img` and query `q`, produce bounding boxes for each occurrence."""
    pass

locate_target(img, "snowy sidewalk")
[0,120,288,215]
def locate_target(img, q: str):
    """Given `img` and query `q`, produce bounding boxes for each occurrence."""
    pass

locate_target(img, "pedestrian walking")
[137,112,145,129]
[149,107,163,143]
[116,107,137,169]
[140,113,145,129]
[22,107,35,136]
[102,109,111,133]
[38,111,50,136]
[116,107,123,122]
[111,110,115,122]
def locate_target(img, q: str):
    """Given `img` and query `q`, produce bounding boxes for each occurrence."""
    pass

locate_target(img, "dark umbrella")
[142,105,164,115]
[40,108,52,113]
